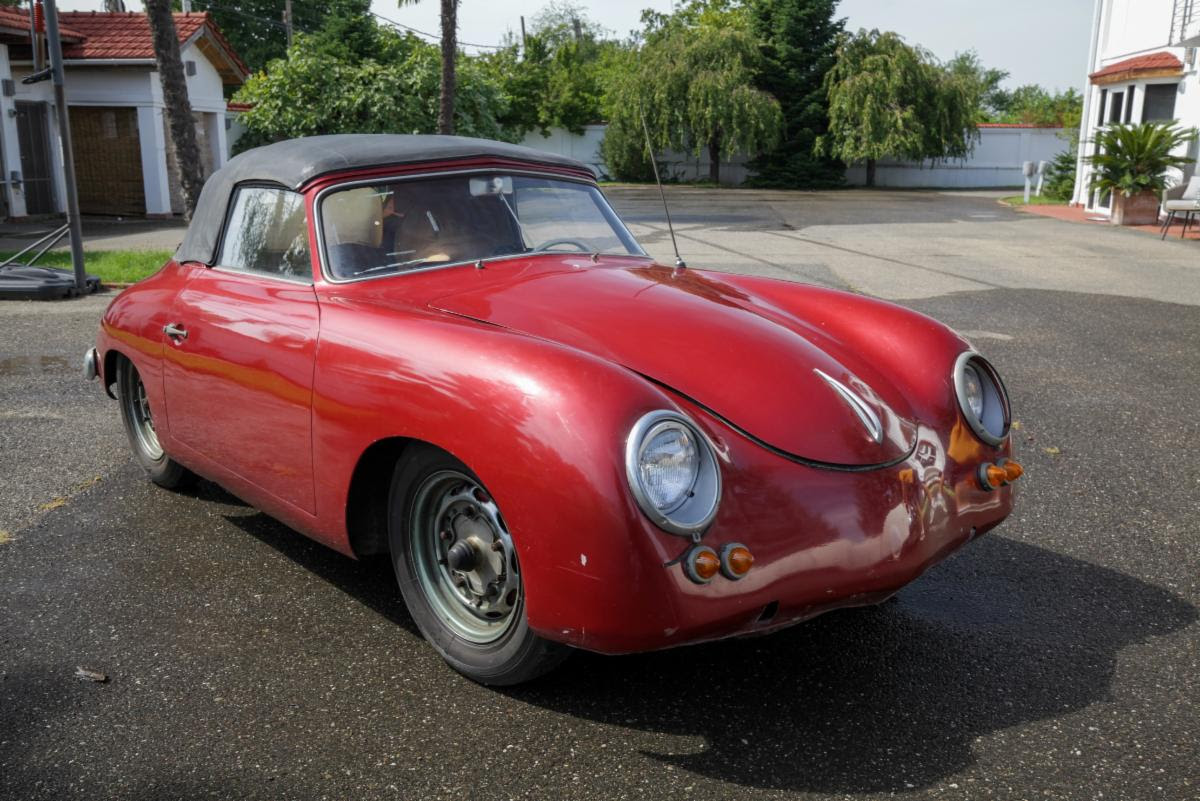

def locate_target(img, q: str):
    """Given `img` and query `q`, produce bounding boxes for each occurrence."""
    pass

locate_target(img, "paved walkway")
[0,217,186,253]
[1018,200,1200,240]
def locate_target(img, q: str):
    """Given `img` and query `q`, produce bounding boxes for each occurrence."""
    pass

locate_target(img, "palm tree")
[145,0,204,218]
[401,0,458,135]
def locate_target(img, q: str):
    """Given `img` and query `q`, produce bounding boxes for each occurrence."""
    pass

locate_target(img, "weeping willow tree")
[816,29,978,187]
[601,8,782,183]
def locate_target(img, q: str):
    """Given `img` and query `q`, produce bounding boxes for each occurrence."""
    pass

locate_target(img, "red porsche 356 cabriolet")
[86,134,1020,685]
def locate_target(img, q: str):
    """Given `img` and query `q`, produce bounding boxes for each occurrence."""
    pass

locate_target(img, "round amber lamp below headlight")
[720,543,754,580]
[683,546,721,584]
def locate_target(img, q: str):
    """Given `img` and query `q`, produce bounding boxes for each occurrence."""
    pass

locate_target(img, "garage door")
[69,107,145,216]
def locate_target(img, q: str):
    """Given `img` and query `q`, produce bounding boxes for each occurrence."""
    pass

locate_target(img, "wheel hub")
[411,472,521,643]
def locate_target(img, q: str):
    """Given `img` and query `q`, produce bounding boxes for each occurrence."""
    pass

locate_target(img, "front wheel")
[388,445,569,685]
[116,357,193,489]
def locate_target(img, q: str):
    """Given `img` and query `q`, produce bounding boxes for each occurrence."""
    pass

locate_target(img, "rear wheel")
[388,445,569,685]
[116,358,193,489]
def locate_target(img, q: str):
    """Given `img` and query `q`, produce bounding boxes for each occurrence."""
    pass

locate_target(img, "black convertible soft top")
[175,134,591,266]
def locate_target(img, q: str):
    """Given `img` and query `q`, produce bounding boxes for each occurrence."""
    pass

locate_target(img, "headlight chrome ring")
[625,410,722,537]
[953,352,1011,446]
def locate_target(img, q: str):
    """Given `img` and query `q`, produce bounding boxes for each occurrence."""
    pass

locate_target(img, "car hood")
[429,261,917,467]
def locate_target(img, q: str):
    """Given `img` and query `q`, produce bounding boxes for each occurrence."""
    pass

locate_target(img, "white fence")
[519,124,751,184]
[520,123,1069,188]
[843,126,1068,188]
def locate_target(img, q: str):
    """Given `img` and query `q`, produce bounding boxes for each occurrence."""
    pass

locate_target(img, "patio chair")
[1160,174,1200,239]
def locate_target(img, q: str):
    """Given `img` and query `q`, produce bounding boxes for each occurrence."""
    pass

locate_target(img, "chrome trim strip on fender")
[813,368,884,444]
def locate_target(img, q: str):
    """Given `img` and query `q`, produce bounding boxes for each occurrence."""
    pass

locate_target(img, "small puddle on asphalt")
[0,355,72,376]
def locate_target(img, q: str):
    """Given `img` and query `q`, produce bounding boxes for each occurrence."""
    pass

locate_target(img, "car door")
[162,185,319,514]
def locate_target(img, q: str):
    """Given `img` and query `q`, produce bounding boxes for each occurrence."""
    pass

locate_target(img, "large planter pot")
[1110,189,1161,226]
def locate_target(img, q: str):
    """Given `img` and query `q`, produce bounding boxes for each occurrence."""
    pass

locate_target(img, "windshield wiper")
[354,257,437,276]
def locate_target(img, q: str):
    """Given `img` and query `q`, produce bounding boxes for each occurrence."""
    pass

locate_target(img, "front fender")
[310,299,691,646]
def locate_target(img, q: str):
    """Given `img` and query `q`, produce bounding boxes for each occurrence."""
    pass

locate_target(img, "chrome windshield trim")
[813,368,884,444]
[313,166,647,286]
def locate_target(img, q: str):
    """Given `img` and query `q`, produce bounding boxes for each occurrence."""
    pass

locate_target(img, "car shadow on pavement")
[501,534,1196,795]
[220,508,422,638]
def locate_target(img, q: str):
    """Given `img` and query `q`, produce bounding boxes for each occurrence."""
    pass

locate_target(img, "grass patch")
[1002,194,1068,207]
[0,249,172,283]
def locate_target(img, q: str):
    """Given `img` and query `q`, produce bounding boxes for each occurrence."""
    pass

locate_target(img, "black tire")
[116,357,194,489]
[388,444,569,685]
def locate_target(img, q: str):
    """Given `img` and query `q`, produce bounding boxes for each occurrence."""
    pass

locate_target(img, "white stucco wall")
[844,128,1068,188]
[520,124,1064,188]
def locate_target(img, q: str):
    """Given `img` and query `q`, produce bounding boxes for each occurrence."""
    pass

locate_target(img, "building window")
[1109,91,1124,123]
[219,186,310,280]
[1097,88,1108,126]
[1142,83,1178,121]
[1124,86,1135,122]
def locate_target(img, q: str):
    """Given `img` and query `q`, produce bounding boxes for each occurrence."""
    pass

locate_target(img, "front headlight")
[626,410,721,536]
[953,352,1010,446]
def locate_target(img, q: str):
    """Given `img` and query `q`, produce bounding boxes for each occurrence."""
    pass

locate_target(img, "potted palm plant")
[1087,122,1197,225]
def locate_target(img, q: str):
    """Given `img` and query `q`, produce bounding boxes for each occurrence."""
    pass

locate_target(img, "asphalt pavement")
[1,189,1197,800]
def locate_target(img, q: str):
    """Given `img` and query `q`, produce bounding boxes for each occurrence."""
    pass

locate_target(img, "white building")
[0,8,247,219]
[1073,0,1200,211]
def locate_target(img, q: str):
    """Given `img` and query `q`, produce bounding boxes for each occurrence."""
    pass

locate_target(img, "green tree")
[480,4,614,137]
[181,0,365,74]
[816,29,978,187]
[231,24,510,152]
[996,85,1083,127]
[744,0,845,188]
[945,50,1009,121]
[601,4,782,183]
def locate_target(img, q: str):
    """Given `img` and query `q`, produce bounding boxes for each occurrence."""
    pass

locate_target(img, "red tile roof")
[1090,51,1183,81]
[0,6,84,40]
[58,11,247,79]
[977,123,1063,129]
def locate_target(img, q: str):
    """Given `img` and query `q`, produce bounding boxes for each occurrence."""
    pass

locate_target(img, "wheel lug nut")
[491,540,504,552]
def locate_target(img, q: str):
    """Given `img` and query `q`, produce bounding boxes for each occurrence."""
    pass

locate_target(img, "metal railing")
[1171,0,1199,44]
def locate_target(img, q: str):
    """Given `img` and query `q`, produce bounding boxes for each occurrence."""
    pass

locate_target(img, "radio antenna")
[639,109,685,268]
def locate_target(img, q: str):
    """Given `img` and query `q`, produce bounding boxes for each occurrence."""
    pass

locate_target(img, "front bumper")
[531,414,1014,655]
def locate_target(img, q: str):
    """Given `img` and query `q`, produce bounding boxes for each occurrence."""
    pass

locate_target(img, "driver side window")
[219,186,311,280]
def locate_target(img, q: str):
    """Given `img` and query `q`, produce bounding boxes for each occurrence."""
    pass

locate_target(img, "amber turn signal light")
[683,546,721,584]
[978,460,1023,491]
[719,543,754,580]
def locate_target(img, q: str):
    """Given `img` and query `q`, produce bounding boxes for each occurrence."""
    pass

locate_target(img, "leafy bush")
[1042,147,1077,201]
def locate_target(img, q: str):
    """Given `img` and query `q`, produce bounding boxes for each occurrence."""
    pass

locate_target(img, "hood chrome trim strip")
[813,368,884,444]
[635,373,916,474]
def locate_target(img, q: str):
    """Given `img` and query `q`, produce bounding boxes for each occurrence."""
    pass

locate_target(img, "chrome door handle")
[163,323,188,340]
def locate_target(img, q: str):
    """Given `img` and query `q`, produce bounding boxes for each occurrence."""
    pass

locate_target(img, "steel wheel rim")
[409,470,520,644]
[124,366,162,459]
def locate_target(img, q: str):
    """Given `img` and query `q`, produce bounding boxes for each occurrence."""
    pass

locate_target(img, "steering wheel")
[534,238,593,253]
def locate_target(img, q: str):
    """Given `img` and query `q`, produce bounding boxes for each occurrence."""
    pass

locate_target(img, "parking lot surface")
[1,188,1197,800]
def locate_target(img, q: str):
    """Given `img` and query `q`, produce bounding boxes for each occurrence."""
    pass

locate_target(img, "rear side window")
[218,186,310,280]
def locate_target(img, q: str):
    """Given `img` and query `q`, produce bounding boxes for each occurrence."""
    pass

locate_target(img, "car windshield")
[320,172,646,279]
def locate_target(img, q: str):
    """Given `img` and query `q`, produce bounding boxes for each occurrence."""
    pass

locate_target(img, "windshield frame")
[313,167,649,285]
